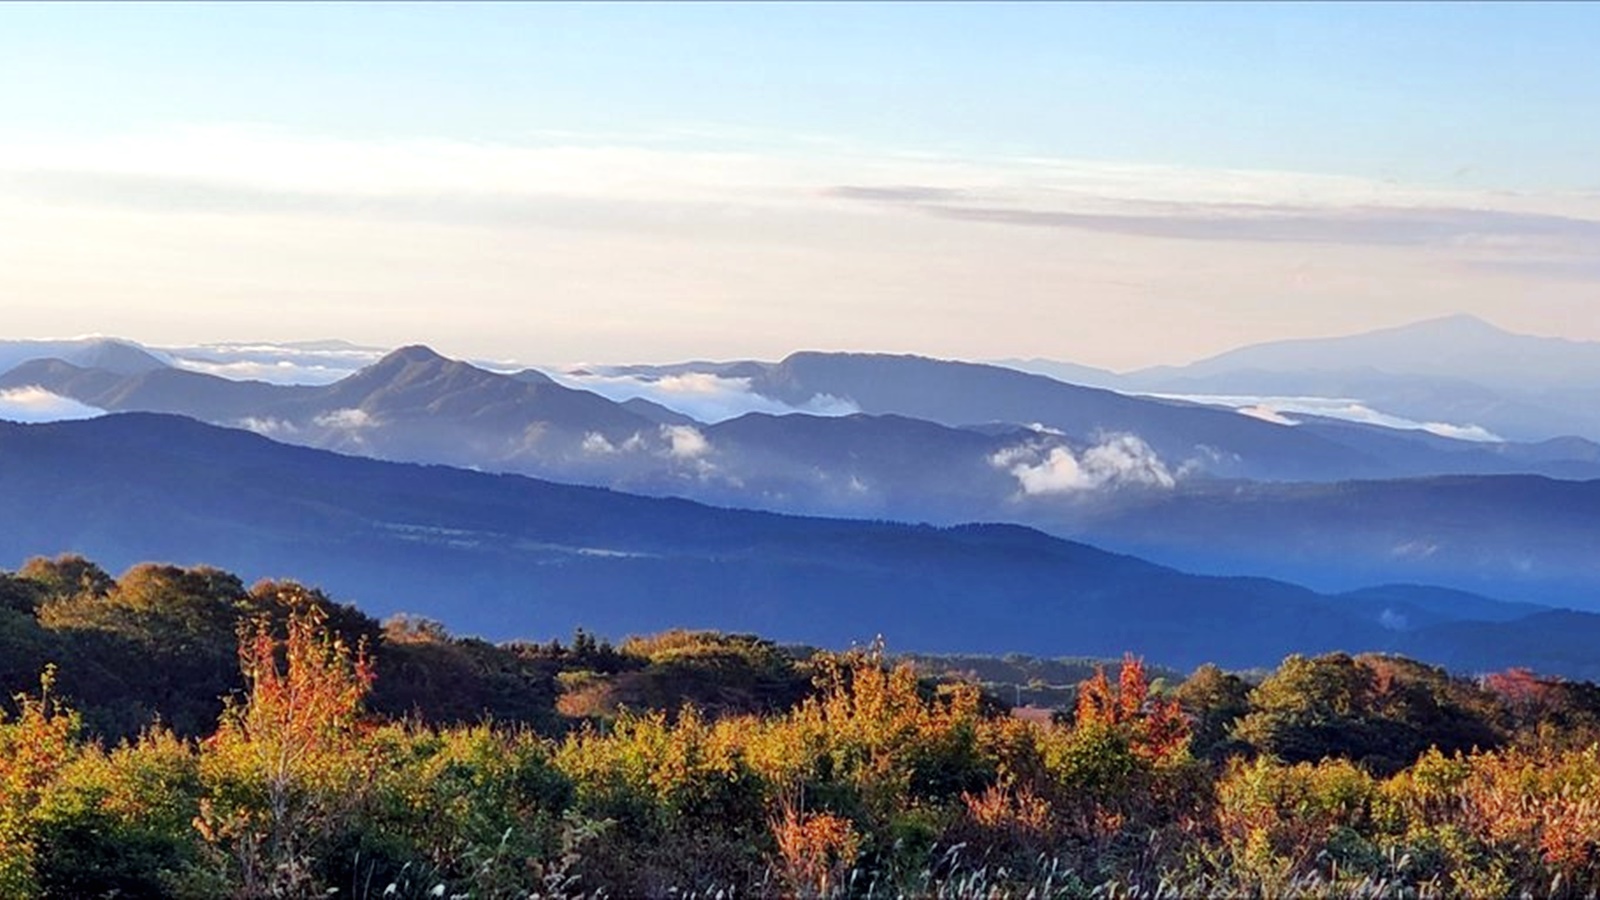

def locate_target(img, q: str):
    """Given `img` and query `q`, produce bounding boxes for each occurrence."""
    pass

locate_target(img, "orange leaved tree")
[1076,653,1189,763]
[0,667,81,896]
[195,606,376,897]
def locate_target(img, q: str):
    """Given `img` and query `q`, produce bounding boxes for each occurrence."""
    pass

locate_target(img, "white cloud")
[1079,435,1178,489]
[172,357,357,385]
[581,431,646,455]
[553,370,860,424]
[10,124,1595,219]
[988,445,1035,470]
[0,387,105,423]
[1418,421,1503,442]
[164,341,388,385]
[1237,405,1301,426]
[0,126,831,213]
[235,416,300,438]
[1379,609,1409,631]
[1177,445,1241,479]
[313,408,377,430]
[1148,393,1503,443]
[1004,447,1096,493]
[661,424,711,459]
[992,433,1175,495]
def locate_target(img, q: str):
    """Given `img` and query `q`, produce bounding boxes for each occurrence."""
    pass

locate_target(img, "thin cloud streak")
[1148,392,1504,442]
[0,170,772,237]
[830,186,1600,248]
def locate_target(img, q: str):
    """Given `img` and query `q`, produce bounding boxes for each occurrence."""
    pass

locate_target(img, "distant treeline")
[5,556,1600,897]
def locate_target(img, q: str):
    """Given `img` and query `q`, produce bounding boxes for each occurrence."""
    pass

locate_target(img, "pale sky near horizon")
[2,2,1598,369]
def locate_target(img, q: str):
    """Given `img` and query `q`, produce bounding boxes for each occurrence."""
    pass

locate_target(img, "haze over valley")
[3,313,1599,674]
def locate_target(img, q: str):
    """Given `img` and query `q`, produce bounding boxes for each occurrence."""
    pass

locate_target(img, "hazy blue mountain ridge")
[6,332,1600,617]
[1061,475,1600,609]
[1,412,1593,677]
[1001,315,1600,442]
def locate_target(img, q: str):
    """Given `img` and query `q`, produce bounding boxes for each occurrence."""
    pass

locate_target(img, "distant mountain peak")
[1399,313,1508,336]
[781,349,934,365]
[380,345,448,366]
[73,339,170,375]
[351,346,468,380]
[275,339,379,352]
[0,338,169,379]
[508,368,556,385]
[339,345,486,391]
[336,345,523,398]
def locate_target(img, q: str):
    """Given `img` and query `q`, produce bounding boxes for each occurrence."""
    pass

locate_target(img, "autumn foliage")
[1075,653,1190,762]
[7,558,1600,896]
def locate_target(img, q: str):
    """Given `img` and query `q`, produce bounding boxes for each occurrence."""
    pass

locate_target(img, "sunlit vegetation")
[5,555,1600,897]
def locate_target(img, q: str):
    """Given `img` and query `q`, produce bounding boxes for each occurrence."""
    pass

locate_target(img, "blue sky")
[8,2,1597,187]
[2,2,1597,366]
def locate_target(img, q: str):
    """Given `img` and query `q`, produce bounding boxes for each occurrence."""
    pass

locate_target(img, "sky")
[2,2,1598,370]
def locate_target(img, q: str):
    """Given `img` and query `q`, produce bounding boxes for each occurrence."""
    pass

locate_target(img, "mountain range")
[1056,474,1600,609]
[9,341,1600,494]
[3,412,1596,677]
[4,324,1600,616]
[1003,314,1600,443]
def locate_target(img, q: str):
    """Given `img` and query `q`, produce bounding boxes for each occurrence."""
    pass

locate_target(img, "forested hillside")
[6,556,1600,897]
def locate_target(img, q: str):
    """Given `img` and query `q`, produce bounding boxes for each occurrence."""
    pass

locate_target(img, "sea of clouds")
[166,341,389,385]
[1143,392,1502,443]
[549,370,860,424]
[0,387,105,423]
[0,336,1508,446]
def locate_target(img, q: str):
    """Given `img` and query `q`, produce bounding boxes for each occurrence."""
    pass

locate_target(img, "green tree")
[0,574,44,615]
[35,564,251,739]
[17,555,113,602]
[1175,663,1253,762]
[1233,653,1501,775]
